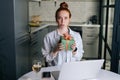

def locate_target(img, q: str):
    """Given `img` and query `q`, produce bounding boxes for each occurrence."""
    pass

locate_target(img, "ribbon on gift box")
[61,33,74,50]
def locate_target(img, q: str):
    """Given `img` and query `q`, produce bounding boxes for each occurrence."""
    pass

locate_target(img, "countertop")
[30,21,100,33]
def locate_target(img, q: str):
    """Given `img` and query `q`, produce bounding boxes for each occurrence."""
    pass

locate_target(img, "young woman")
[42,2,84,66]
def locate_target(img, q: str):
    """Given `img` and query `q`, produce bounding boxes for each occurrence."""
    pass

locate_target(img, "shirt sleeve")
[41,34,55,62]
[72,32,84,61]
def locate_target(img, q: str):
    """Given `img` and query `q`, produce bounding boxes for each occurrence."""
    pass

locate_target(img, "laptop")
[52,59,104,80]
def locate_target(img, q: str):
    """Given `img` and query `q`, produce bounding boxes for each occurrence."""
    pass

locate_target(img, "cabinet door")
[30,31,40,62]
[82,27,99,33]
[83,40,98,58]
[30,27,48,62]
[82,27,99,41]
[82,26,99,59]
[16,34,30,78]
[38,27,48,57]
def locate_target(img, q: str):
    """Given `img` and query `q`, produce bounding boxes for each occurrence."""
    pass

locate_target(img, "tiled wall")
[29,0,99,23]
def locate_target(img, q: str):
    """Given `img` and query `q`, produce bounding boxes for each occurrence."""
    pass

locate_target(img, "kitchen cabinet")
[16,34,30,78]
[29,25,57,67]
[30,27,48,65]
[0,0,29,80]
[82,26,100,59]
[30,31,39,61]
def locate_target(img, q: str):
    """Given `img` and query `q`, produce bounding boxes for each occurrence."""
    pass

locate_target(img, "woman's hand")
[71,43,77,55]
[52,43,64,57]
[55,43,64,52]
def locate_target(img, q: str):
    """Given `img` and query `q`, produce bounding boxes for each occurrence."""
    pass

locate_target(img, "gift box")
[61,35,74,50]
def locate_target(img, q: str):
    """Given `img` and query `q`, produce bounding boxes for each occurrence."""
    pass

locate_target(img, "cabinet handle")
[87,27,94,29]
[86,43,93,45]
[87,35,97,37]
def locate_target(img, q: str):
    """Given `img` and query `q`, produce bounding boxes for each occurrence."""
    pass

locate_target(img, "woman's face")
[56,10,71,29]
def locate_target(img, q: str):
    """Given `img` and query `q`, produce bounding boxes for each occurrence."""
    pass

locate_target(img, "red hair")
[55,2,71,21]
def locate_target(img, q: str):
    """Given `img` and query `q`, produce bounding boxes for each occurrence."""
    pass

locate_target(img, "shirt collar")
[68,28,74,35]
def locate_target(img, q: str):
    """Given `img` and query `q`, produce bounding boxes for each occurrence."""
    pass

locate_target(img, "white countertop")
[30,21,100,33]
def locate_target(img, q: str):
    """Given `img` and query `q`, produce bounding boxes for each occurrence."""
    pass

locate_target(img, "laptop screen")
[58,59,104,80]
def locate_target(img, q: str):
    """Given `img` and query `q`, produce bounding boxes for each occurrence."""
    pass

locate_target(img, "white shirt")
[42,28,84,66]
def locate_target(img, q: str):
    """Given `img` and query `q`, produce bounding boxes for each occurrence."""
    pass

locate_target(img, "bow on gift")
[63,33,72,40]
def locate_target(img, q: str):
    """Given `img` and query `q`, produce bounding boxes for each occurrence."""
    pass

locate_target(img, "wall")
[29,0,99,23]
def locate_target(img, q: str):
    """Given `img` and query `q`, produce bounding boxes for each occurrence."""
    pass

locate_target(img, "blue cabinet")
[30,27,48,66]
[29,25,58,66]
[16,34,30,78]
[0,0,29,79]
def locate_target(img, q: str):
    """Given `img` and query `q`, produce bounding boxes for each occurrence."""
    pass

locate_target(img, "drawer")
[83,46,98,58]
[83,41,98,58]
[83,40,98,47]
[82,33,99,41]
[82,27,99,33]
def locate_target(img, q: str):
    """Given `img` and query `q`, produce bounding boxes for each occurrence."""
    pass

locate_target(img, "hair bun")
[60,2,68,8]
